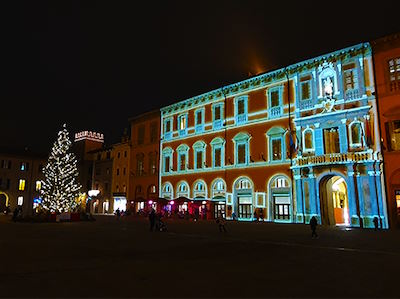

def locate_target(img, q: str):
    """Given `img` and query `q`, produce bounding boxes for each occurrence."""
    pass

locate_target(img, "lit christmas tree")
[41,124,82,213]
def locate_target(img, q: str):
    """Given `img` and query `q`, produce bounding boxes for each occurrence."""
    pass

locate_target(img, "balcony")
[236,114,247,125]
[164,131,172,141]
[269,106,282,118]
[299,99,313,110]
[293,151,373,167]
[345,89,360,101]
[195,124,204,134]
[213,119,223,130]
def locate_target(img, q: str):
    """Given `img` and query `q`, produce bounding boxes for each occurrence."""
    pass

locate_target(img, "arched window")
[193,180,207,199]
[147,185,157,199]
[192,141,206,170]
[270,175,291,221]
[235,178,252,190]
[233,132,251,165]
[211,179,226,199]
[349,120,363,148]
[211,137,225,168]
[303,128,314,152]
[161,182,173,199]
[176,181,190,198]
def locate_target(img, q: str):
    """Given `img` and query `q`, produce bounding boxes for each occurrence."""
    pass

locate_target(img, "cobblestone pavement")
[0,214,399,298]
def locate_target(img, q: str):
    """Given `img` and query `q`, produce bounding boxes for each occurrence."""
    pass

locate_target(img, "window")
[386,120,400,151]
[117,152,120,159]
[267,127,286,162]
[106,152,111,159]
[124,151,127,158]
[161,182,173,199]
[35,181,41,191]
[349,121,362,148]
[17,196,23,206]
[272,138,282,161]
[214,148,221,167]
[20,162,29,171]
[164,118,172,140]
[163,148,173,173]
[344,69,358,91]
[235,96,248,124]
[2,160,11,169]
[268,87,282,118]
[123,167,126,175]
[300,80,311,101]
[388,57,400,92]
[136,153,144,176]
[193,180,207,198]
[150,122,158,143]
[178,114,188,136]
[177,144,189,172]
[138,125,145,145]
[195,109,204,133]
[177,181,189,197]
[193,141,206,170]
[238,144,246,164]
[116,168,120,176]
[271,176,291,221]
[18,179,25,191]
[211,137,225,168]
[148,153,157,175]
[303,129,314,152]
[323,127,340,154]
[233,133,250,165]
[213,103,224,130]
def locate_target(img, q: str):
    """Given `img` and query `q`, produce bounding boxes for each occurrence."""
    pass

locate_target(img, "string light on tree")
[41,124,82,213]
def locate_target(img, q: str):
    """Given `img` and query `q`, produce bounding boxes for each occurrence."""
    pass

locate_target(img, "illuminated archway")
[233,177,253,220]
[319,174,350,226]
[0,191,9,211]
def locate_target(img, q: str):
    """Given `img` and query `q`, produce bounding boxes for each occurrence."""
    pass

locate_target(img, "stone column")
[294,170,304,223]
[346,164,360,227]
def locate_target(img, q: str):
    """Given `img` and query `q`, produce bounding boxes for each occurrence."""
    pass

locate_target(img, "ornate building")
[371,33,400,228]
[159,42,389,228]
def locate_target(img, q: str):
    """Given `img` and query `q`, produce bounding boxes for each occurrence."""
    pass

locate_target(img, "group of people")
[148,209,167,232]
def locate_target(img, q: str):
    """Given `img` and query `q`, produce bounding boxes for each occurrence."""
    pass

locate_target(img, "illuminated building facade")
[291,43,387,228]
[129,110,160,212]
[0,149,46,216]
[89,146,113,214]
[160,70,296,221]
[159,42,389,228]
[371,33,400,228]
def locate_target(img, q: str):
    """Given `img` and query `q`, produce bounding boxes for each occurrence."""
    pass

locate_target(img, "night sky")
[3,1,400,154]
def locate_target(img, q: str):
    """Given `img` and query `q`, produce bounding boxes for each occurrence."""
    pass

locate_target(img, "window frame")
[268,86,283,119]
[178,113,188,137]
[235,96,248,125]
[212,102,224,130]
[194,108,205,133]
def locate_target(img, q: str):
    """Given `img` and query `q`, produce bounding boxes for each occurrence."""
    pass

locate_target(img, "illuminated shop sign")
[74,131,104,143]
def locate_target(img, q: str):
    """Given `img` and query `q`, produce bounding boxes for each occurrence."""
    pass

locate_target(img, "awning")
[211,196,226,201]
[174,196,191,204]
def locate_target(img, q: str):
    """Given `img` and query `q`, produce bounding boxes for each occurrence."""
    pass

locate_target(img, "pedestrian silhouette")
[115,208,121,220]
[373,216,379,230]
[149,209,156,232]
[216,212,227,233]
[310,216,318,239]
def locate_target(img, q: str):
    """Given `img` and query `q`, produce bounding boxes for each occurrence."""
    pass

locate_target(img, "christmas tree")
[41,124,82,213]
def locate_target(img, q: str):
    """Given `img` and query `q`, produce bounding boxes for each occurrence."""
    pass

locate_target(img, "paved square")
[1,215,399,298]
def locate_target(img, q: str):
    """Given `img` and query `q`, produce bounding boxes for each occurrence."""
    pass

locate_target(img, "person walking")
[310,216,318,239]
[149,208,156,232]
[373,216,379,230]
[115,208,121,221]
[216,212,227,233]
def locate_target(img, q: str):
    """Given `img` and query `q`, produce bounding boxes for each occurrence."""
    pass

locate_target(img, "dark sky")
[3,1,400,153]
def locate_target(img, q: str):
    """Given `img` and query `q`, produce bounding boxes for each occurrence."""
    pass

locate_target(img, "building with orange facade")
[371,33,400,228]
[129,110,160,212]
[111,133,131,213]
[160,71,296,221]
[160,42,389,228]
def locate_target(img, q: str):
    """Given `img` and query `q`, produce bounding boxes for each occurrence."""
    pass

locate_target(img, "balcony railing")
[345,89,360,100]
[269,106,282,118]
[236,114,247,124]
[299,99,313,110]
[293,151,373,167]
